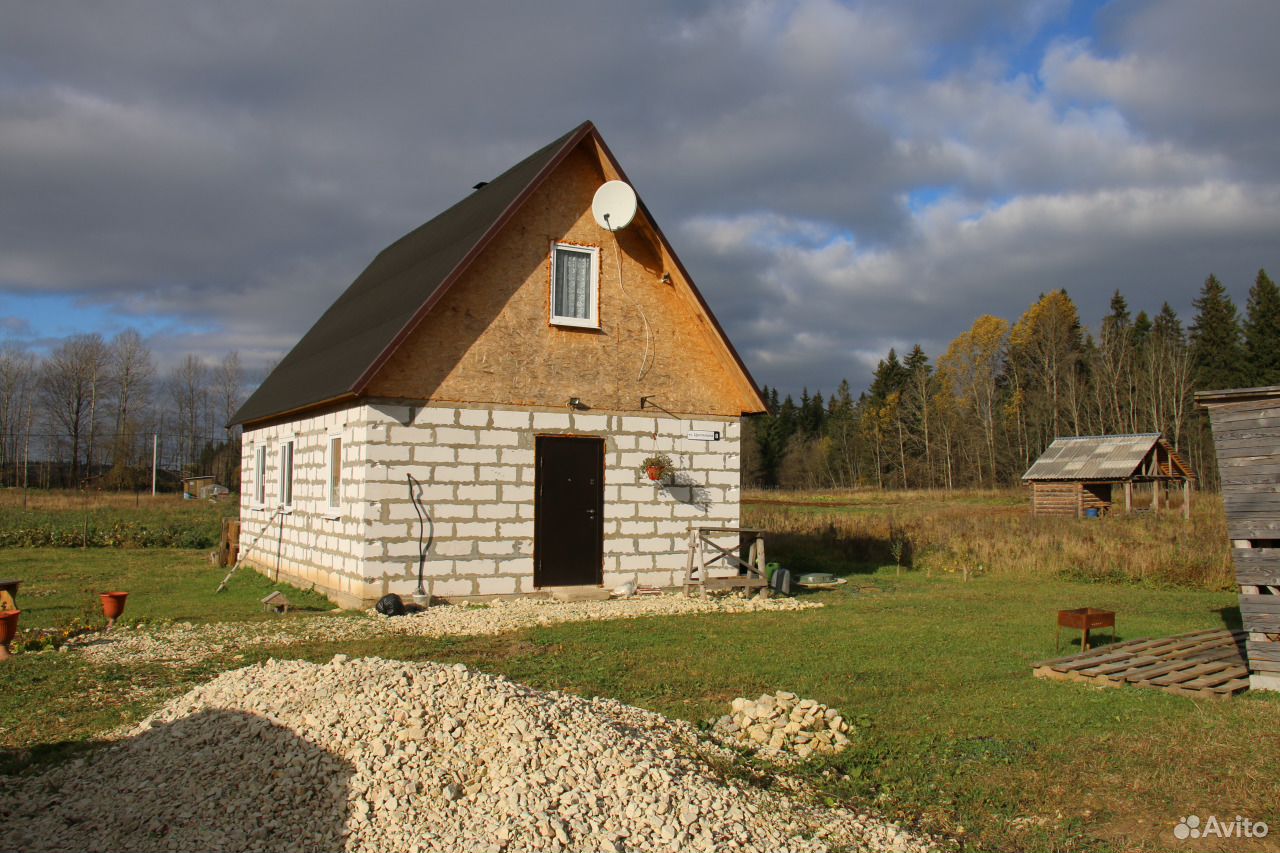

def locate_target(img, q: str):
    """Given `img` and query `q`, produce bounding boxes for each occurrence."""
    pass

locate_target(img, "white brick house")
[232,122,766,607]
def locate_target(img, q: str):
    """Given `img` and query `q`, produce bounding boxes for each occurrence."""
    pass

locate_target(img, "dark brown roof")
[232,121,765,425]
[231,123,590,425]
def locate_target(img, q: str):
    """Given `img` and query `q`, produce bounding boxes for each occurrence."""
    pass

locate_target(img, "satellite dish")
[592,180,638,230]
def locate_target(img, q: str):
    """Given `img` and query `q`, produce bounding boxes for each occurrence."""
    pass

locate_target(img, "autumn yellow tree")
[1009,290,1085,452]
[936,315,1009,486]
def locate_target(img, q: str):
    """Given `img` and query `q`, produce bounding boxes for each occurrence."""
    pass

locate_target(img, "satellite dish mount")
[592,180,638,231]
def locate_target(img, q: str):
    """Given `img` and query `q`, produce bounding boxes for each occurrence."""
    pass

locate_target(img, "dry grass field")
[744,488,1233,590]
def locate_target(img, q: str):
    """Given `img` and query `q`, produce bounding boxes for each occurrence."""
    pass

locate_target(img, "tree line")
[0,331,245,490]
[744,269,1280,491]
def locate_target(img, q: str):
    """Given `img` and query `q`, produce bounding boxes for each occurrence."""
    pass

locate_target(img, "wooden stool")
[1057,608,1115,651]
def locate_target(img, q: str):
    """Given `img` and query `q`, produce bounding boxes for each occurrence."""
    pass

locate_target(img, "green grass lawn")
[0,548,335,632]
[2,548,1277,852]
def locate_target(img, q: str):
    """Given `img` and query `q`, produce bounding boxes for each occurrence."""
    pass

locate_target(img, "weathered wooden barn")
[1021,433,1195,518]
[1197,386,1280,693]
[229,121,766,607]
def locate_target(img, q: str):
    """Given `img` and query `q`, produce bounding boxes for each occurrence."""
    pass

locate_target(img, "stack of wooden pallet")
[1198,386,1280,693]
[1033,628,1250,699]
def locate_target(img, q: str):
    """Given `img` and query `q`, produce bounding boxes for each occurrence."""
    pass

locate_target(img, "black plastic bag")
[375,593,406,616]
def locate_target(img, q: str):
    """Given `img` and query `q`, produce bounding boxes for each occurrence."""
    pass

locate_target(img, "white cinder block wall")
[241,402,742,607]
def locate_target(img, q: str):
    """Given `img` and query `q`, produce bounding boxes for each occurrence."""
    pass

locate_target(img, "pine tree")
[1103,290,1131,332]
[1189,274,1245,390]
[1244,268,1280,385]
[1132,310,1152,349]
[1153,303,1183,345]
[903,344,930,376]
[808,391,825,433]
[825,379,859,486]
[1098,290,1135,433]
[869,349,908,402]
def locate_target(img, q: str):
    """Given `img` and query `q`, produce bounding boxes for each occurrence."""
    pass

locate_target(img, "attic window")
[550,242,599,328]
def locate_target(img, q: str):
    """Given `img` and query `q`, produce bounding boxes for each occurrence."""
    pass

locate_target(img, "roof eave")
[234,392,361,431]
[1196,385,1280,405]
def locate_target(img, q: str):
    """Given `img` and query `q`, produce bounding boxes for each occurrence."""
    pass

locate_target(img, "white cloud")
[686,179,1280,391]
[1,0,1278,396]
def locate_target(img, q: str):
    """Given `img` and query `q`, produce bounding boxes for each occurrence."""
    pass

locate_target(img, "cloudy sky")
[2,0,1278,396]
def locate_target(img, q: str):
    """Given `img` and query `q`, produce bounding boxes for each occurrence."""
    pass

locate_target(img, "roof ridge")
[1052,432,1161,442]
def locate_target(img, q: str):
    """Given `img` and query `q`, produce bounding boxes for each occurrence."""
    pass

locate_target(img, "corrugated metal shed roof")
[1022,433,1162,481]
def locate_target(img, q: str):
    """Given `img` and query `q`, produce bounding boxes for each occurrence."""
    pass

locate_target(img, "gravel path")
[0,657,931,853]
[64,594,821,667]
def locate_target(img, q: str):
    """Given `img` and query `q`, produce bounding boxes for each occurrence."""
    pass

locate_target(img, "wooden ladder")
[215,508,285,593]
[683,526,770,597]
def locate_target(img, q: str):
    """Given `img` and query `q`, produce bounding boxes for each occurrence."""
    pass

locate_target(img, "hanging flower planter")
[100,592,129,630]
[639,453,675,482]
[0,609,20,661]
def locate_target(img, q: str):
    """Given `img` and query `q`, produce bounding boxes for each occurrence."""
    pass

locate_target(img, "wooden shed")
[1197,386,1280,693]
[1021,433,1195,518]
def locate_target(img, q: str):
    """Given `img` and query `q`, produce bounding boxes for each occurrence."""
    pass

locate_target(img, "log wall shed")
[1021,433,1195,519]
[1197,385,1280,693]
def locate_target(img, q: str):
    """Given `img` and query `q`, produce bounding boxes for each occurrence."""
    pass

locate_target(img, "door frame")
[533,434,606,588]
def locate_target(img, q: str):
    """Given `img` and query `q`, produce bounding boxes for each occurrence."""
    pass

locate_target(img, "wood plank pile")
[1033,628,1250,699]
[1198,386,1280,693]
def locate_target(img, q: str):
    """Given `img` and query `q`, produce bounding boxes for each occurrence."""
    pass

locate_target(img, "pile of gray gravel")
[0,657,931,853]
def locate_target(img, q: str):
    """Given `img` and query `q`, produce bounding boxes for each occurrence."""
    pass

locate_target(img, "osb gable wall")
[364,141,759,417]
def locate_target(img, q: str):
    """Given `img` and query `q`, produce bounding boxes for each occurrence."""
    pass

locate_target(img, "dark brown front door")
[535,436,604,587]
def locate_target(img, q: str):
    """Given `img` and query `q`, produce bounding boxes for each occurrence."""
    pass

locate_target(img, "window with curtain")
[254,445,266,505]
[327,435,342,509]
[550,243,599,328]
[280,439,294,509]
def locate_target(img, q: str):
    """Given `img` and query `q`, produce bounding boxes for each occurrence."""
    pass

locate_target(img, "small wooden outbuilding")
[1197,385,1280,693]
[1021,433,1195,518]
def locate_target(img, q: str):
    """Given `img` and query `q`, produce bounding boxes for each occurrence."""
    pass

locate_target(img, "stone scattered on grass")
[714,692,852,762]
[0,657,931,853]
[64,593,820,668]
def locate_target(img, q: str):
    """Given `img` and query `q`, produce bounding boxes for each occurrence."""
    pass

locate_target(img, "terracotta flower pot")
[0,609,19,661]
[100,592,128,629]
[646,466,664,481]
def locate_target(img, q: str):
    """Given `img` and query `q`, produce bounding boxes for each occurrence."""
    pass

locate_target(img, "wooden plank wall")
[1208,400,1280,537]
[1030,481,1111,517]
[1032,481,1080,517]
[1204,396,1280,690]
[1081,483,1111,514]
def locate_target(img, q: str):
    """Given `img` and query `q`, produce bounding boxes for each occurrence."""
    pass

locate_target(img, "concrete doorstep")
[547,585,613,602]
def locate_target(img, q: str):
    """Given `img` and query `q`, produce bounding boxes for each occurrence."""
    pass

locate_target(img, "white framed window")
[254,445,267,507]
[279,438,294,510]
[326,433,343,513]
[549,242,599,328]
